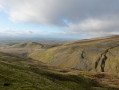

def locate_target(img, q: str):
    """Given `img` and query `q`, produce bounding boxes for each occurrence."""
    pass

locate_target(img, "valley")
[0,36,119,89]
[1,0,119,89]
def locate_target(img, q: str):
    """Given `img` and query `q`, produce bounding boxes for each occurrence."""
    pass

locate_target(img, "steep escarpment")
[29,36,119,75]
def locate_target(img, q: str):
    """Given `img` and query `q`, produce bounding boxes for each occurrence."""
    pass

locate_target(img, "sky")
[0,0,119,40]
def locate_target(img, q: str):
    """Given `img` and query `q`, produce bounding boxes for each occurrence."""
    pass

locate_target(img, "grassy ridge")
[11,42,62,49]
[11,42,43,49]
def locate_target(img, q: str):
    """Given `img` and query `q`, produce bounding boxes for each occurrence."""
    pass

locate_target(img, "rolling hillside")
[11,42,43,49]
[29,36,119,75]
[0,52,117,89]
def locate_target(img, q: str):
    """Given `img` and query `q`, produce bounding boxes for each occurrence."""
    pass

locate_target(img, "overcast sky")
[0,0,119,39]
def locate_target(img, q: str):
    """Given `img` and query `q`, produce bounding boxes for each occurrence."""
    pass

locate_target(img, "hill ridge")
[11,42,43,49]
[29,36,119,75]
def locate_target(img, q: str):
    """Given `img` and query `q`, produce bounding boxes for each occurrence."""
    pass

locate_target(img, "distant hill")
[12,42,43,49]
[29,36,119,75]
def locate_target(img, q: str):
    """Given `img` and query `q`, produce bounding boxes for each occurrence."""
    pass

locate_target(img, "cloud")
[64,16,119,36]
[0,0,119,36]
[0,4,3,10]
[0,28,34,37]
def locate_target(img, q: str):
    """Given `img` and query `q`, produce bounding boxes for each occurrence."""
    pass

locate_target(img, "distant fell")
[12,42,43,49]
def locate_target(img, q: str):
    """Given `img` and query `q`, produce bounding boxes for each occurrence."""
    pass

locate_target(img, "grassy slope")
[29,36,119,75]
[11,42,43,49]
[0,52,107,90]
